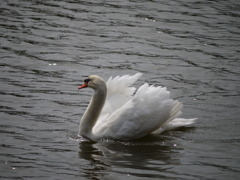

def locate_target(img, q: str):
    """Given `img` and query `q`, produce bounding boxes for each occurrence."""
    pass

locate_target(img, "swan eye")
[84,78,91,83]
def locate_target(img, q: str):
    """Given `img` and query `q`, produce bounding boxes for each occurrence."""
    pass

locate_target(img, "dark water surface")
[0,0,240,179]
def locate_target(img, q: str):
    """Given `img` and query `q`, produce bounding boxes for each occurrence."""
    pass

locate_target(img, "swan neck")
[79,85,106,139]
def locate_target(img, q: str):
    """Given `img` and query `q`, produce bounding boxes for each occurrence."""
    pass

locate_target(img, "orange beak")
[78,83,88,89]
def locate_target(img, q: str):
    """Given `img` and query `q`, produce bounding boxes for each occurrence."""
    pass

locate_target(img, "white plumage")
[78,73,196,141]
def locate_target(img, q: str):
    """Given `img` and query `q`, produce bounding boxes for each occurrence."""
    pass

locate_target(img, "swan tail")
[151,118,197,134]
[168,101,183,123]
[151,100,197,134]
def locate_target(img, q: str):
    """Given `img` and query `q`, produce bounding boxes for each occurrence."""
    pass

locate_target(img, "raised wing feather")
[100,73,142,116]
[93,73,142,135]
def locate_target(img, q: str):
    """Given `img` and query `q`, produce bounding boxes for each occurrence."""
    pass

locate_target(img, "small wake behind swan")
[77,73,197,141]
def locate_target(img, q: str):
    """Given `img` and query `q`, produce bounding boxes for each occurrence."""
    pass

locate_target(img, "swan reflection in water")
[78,133,190,179]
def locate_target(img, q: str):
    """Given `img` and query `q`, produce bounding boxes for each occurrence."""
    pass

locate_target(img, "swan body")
[78,73,196,141]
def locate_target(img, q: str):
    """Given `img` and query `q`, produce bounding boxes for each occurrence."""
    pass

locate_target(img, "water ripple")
[0,0,239,179]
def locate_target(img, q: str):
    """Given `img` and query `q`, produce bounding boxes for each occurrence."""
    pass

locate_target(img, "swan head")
[78,75,105,90]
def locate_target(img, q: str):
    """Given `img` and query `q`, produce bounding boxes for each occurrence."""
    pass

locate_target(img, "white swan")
[78,73,196,141]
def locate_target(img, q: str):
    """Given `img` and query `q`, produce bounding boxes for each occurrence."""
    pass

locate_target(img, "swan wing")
[93,83,183,140]
[99,73,142,117]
